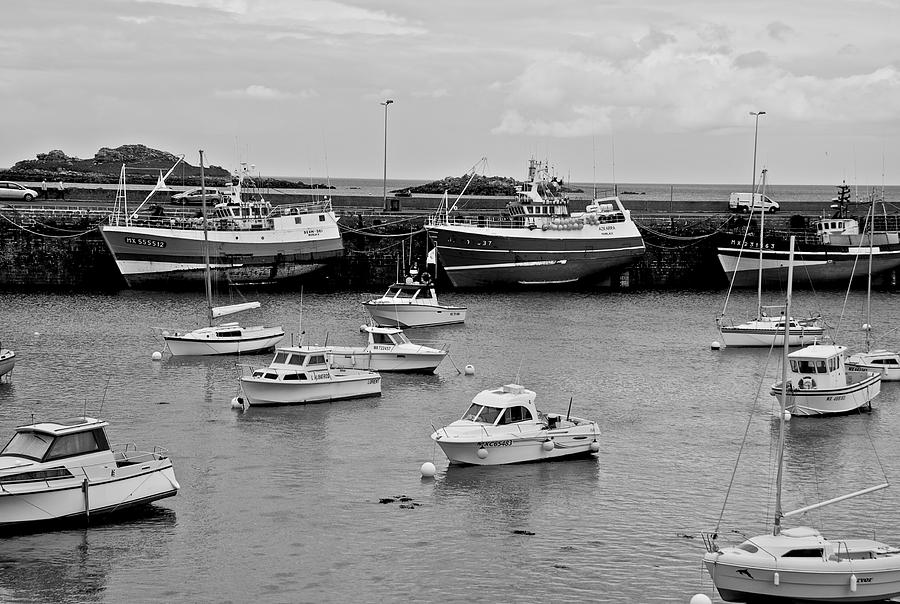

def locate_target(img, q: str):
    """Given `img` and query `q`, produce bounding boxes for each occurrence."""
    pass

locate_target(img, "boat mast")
[749,111,766,320]
[756,169,767,320]
[200,150,213,328]
[774,235,795,536]
[865,192,875,352]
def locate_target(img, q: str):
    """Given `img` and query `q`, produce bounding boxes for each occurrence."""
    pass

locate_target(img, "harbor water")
[1,287,900,603]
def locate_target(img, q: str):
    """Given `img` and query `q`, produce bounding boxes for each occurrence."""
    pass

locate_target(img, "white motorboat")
[0,417,180,530]
[239,346,381,406]
[326,324,448,373]
[717,169,823,347]
[704,237,900,602]
[363,279,466,328]
[162,152,285,356]
[0,347,15,380]
[770,343,881,416]
[430,383,600,466]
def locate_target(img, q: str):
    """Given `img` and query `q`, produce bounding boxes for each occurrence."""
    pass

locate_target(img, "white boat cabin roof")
[787,344,847,361]
[471,384,537,410]
[269,347,329,368]
[361,324,403,336]
[380,282,436,298]
[16,416,108,437]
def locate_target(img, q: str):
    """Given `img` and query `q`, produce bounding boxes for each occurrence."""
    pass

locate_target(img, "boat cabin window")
[372,333,392,345]
[393,332,410,345]
[386,286,402,296]
[0,467,75,484]
[462,404,502,425]
[274,352,290,364]
[790,359,828,374]
[737,543,759,553]
[1,431,54,460]
[264,372,278,380]
[782,548,824,558]
[876,358,900,366]
[308,354,326,365]
[287,354,304,366]
[498,405,533,425]
[45,428,107,462]
[282,373,302,381]
[419,289,435,299]
[217,330,242,338]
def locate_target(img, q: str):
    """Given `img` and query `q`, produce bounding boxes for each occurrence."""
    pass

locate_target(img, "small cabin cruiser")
[363,278,466,329]
[327,325,448,373]
[0,417,179,529]
[770,344,881,416]
[848,349,900,381]
[0,347,15,380]
[430,384,600,465]
[239,346,381,406]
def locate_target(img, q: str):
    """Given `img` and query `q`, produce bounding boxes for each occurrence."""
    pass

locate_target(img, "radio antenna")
[97,376,112,418]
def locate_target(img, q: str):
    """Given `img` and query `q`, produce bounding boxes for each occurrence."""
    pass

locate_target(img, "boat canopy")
[1,417,111,463]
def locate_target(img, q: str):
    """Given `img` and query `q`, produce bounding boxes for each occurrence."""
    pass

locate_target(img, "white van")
[728,192,779,213]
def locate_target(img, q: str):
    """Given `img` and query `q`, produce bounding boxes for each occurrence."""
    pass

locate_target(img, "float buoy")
[464,364,475,375]
[230,396,245,410]
[151,351,163,361]
[420,462,436,478]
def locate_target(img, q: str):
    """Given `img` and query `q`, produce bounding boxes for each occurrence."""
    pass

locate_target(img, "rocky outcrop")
[408,173,583,196]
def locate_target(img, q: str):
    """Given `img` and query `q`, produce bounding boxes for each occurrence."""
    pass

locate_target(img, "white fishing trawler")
[425,159,645,288]
[0,417,180,529]
[326,324,448,373]
[99,158,343,287]
[238,346,381,406]
[430,383,600,465]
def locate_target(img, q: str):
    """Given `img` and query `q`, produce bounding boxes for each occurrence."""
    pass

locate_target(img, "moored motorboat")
[847,349,900,381]
[770,344,881,416]
[326,324,448,373]
[425,159,645,288]
[430,383,600,466]
[0,417,180,530]
[0,347,15,380]
[363,279,466,328]
[239,346,381,406]
[718,309,824,348]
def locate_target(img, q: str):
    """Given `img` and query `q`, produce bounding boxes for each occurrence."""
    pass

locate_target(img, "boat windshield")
[461,404,501,424]
[1,431,53,460]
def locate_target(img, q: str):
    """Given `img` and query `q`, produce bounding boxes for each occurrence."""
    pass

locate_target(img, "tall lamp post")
[381,99,394,212]
[750,110,766,319]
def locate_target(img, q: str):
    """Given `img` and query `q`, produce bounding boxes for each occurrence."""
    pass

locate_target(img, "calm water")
[1,288,900,603]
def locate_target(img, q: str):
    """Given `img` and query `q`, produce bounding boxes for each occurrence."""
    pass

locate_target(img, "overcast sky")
[3,0,899,185]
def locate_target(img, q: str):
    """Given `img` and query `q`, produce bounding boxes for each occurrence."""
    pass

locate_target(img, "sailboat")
[163,150,285,357]
[847,194,900,380]
[703,237,900,602]
[717,169,824,347]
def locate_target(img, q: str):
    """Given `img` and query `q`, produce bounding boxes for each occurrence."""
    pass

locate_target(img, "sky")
[3,0,900,185]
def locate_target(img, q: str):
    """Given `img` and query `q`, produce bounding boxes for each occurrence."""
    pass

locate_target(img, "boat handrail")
[427,214,630,230]
[270,199,334,216]
[109,213,276,231]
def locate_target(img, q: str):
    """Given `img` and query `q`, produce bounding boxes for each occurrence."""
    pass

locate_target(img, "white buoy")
[690,595,712,604]
[420,462,436,478]
[476,447,488,459]
[151,351,163,361]
[542,439,555,451]
[33,332,40,336]
[862,323,872,332]
[230,396,244,410]
[464,364,475,375]
[710,341,721,350]
[161,330,170,337]
[590,440,600,452]
[783,410,791,421]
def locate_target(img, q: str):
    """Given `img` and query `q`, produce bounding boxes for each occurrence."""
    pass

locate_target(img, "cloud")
[117,16,156,25]
[214,85,316,100]
[767,21,793,42]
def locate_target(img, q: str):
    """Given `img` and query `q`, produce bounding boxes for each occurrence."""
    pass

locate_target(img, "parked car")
[0,182,38,202]
[171,187,221,205]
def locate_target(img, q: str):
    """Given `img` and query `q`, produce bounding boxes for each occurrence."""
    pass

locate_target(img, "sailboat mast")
[774,235,796,536]
[865,193,875,351]
[200,150,213,328]
[756,169,767,320]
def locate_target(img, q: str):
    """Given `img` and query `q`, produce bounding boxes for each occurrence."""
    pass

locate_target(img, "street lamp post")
[381,99,394,212]
[750,110,766,319]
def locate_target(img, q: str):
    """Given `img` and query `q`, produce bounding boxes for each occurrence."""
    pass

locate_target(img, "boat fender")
[589,440,600,452]
[773,572,779,586]
[528,224,537,230]
[476,447,488,459]
[850,574,857,592]
[542,439,554,451]
[541,223,549,231]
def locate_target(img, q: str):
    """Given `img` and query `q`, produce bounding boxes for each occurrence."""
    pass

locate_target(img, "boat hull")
[771,373,881,416]
[0,351,14,379]
[240,372,382,406]
[0,462,179,529]
[432,425,600,466]
[427,224,645,288]
[704,555,900,602]
[363,302,466,328]
[717,244,900,288]
[327,348,446,373]
[164,327,285,356]
[99,215,343,287]
[720,326,824,348]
